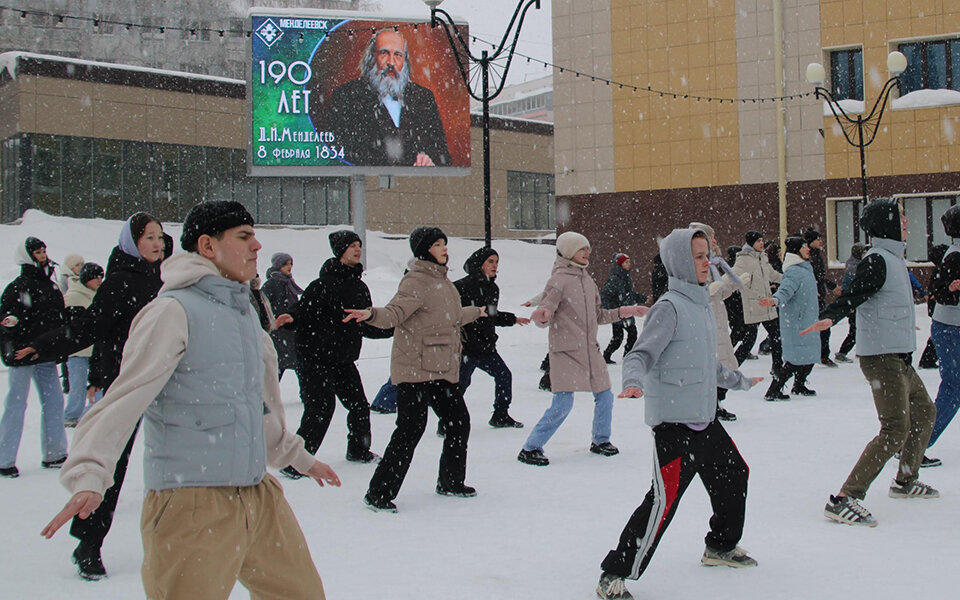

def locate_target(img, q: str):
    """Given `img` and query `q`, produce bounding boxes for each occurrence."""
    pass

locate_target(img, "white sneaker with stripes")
[824,495,878,527]
[888,479,939,499]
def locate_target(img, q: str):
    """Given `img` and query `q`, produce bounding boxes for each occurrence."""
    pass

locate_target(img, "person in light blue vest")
[927,204,960,455]
[596,228,762,600]
[804,198,939,528]
[42,200,340,599]
[759,236,819,400]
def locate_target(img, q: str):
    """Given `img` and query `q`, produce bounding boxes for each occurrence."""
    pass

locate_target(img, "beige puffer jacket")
[367,260,483,384]
[733,247,782,324]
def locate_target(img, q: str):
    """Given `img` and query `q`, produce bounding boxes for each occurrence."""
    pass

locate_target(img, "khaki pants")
[141,474,325,600]
[840,355,936,499]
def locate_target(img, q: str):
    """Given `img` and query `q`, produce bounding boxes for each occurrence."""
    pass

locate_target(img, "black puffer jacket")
[600,264,646,309]
[1,261,65,367]
[30,246,162,389]
[290,258,392,365]
[454,248,517,357]
[262,270,301,371]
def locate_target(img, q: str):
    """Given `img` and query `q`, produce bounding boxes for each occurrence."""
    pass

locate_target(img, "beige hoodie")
[60,253,315,496]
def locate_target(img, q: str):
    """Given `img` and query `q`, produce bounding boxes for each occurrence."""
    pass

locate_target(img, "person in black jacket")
[650,253,668,303]
[601,253,646,364]
[281,231,390,476]
[455,247,530,429]
[804,228,839,367]
[262,252,302,381]
[17,213,165,580]
[0,236,69,479]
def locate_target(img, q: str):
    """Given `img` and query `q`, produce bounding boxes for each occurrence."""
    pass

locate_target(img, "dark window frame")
[898,38,960,94]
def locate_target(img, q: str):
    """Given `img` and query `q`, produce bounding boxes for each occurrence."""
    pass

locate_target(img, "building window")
[898,38,960,94]
[831,194,959,263]
[507,171,554,230]
[830,48,863,101]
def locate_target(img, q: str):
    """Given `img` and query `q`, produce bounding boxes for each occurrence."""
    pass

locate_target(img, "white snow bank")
[823,98,864,117]
[892,88,960,110]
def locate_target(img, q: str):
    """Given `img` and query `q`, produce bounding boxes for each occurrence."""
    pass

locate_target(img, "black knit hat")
[784,236,806,255]
[180,200,255,251]
[745,230,764,247]
[942,204,960,238]
[79,262,104,284]
[464,247,498,276]
[329,230,362,259]
[860,198,902,241]
[803,228,822,244]
[409,226,447,261]
[24,237,46,254]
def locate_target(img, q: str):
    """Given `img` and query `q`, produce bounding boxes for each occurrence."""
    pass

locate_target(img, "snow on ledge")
[892,88,960,110]
[0,51,244,85]
[822,98,864,116]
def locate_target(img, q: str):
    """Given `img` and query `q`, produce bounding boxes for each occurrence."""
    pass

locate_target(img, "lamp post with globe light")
[425,0,541,246]
[805,51,907,205]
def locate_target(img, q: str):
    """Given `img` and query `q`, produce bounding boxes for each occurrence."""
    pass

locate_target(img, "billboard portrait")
[249,10,471,176]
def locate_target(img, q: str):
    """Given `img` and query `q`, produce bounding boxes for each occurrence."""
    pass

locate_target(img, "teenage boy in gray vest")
[803,198,938,527]
[596,228,762,600]
[42,200,340,599]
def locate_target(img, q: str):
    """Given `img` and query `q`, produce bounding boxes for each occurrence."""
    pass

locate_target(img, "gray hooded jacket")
[623,229,752,427]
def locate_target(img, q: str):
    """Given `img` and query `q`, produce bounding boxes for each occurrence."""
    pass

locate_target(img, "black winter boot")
[73,541,107,581]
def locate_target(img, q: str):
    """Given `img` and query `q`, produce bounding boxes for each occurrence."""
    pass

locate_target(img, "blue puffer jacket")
[772,253,819,366]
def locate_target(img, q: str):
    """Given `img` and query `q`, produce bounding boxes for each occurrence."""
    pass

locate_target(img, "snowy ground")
[1,211,957,600]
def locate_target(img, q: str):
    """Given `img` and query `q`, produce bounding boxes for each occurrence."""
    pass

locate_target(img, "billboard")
[248,9,471,176]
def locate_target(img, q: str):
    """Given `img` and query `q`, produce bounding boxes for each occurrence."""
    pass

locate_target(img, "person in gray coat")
[759,236,819,400]
[595,228,762,600]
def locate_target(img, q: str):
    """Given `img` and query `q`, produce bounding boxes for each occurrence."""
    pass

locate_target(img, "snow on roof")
[892,88,960,110]
[0,51,244,86]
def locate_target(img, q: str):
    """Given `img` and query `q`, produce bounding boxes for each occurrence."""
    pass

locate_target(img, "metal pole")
[857,116,868,203]
[481,50,492,247]
[351,174,367,267]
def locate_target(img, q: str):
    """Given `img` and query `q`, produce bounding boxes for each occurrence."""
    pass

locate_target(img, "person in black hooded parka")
[454,247,530,428]
[281,231,390,475]
[20,212,164,581]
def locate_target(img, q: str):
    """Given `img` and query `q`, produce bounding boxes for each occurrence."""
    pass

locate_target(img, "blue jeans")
[64,356,101,422]
[460,353,512,411]
[929,320,960,447]
[0,362,68,468]
[522,389,614,451]
[371,378,398,412]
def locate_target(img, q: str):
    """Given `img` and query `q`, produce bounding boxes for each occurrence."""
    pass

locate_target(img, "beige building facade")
[553,0,960,285]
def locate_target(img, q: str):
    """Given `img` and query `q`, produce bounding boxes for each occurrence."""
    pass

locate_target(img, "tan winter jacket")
[367,259,483,385]
[708,271,739,370]
[60,253,315,497]
[537,256,621,393]
[733,247,783,324]
[62,276,95,358]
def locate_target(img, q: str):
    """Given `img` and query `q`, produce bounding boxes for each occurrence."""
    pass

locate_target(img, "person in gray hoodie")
[596,228,761,600]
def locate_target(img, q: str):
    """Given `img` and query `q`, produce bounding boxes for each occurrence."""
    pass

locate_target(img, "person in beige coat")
[345,226,485,512]
[517,232,647,467]
[733,231,784,375]
[690,223,743,422]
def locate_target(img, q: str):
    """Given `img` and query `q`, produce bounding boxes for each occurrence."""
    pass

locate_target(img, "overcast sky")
[377,0,553,86]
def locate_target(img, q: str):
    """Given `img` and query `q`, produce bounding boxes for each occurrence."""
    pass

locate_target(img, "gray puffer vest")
[856,238,917,356]
[143,275,267,490]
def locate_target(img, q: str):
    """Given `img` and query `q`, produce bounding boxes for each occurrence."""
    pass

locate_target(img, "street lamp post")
[805,51,907,206]
[425,0,541,247]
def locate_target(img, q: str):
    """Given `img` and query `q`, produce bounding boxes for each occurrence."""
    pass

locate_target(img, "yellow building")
[553,0,960,278]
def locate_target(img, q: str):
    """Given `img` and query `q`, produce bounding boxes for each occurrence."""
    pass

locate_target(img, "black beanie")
[745,231,764,247]
[784,236,805,255]
[329,230,362,259]
[860,198,902,241]
[942,204,960,238]
[803,228,821,244]
[79,262,104,284]
[409,226,447,261]
[181,200,255,251]
[463,247,498,276]
[25,237,46,255]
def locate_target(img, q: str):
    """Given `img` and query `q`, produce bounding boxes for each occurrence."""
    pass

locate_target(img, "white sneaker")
[824,495,877,527]
[701,545,758,567]
[596,573,634,600]
[888,479,939,499]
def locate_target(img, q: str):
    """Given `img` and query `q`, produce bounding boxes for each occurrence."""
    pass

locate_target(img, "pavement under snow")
[0,211,956,600]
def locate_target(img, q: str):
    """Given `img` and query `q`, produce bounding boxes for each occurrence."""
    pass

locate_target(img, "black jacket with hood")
[454,248,517,357]
[600,263,646,310]
[0,241,65,366]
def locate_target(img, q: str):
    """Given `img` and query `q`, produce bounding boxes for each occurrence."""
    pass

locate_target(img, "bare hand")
[413,153,435,167]
[950,279,960,293]
[520,301,533,307]
[14,346,38,361]
[41,491,103,539]
[343,309,372,323]
[86,386,100,404]
[1,316,17,328]
[750,377,764,385]
[800,319,833,336]
[478,307,488,318]
[273,313,293,328]
[619,305,650,319]
[531,308,553,323]
[306,460,341,487]
[515,317,532,326]
[618,386,643,398]
[758,297,776,307]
